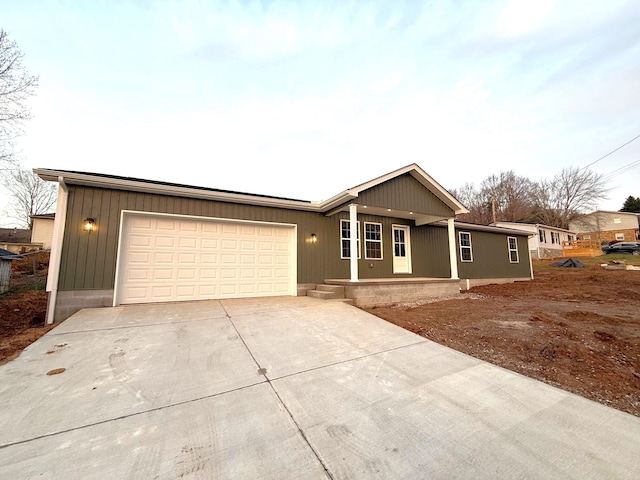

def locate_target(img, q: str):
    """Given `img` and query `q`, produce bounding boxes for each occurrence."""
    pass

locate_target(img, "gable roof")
[34,164,467,217]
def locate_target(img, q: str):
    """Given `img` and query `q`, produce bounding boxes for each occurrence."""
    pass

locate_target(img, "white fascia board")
[34,168,355,213]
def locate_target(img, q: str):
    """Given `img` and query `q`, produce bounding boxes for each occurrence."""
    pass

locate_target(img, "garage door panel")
[154,236,175,248]
[117,214,295,305]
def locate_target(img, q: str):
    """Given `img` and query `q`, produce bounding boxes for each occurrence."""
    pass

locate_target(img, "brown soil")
[0,252,53,365]
[365,259,640,417]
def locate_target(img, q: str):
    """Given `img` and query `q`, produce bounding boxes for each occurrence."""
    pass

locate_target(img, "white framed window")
[614,218,622,224]
[508,236,519,263]
[539,229,546,243]
[364,222,383,260]
[459,231,473,262]
[615,233,625,241]
[340,220,361,259]
[583,234,591,240]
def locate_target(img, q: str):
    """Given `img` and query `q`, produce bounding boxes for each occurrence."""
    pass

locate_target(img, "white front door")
[392,225,412,274]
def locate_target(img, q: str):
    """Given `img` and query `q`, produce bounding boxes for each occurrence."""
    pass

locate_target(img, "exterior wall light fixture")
[310,233,317,244]
[83,218,96,232]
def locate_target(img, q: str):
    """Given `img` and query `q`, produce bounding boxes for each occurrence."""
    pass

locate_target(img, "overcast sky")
[2,0,639,227]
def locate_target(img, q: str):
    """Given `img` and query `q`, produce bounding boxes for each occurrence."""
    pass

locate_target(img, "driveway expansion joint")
[223,305,334,480]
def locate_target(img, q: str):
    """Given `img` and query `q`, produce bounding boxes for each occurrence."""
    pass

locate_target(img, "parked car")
[601,242,640,255]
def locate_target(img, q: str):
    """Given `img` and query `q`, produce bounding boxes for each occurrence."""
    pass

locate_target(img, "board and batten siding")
[59,185,344,290]
[357,173,454,217]
[59,185,456,291]
[456,230,530,279]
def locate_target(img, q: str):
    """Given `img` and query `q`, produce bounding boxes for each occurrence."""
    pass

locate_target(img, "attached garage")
[114,212,297,305]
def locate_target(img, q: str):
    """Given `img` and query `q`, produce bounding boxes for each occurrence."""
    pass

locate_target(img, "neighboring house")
[0,228,38,254]
[569,211,640,244]
[35,164,533,323]
[30,213,56,250]
[492,222,577,259]
[0,248,23,294]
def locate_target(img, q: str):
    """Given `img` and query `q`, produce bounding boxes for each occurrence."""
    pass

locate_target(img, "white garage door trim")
[113,210,297,306]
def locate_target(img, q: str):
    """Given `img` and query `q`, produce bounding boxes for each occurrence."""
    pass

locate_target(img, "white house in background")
[492,222,576,259]
[30,213,56,250]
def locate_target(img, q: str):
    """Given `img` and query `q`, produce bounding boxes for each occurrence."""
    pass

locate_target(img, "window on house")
[583,235,591,240]
[340,220,360,259]
[551,232,555,244]
[508,236,519,263]
[614,218,622,224]
[615,233,625,241]
[459,232,473,262]
[568,235,574,242]
[364,222,383,259]
[539,229,547,243]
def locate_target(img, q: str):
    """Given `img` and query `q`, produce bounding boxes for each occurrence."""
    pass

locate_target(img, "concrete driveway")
[1,297,638,479]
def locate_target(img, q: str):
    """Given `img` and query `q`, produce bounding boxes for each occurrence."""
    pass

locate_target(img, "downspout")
[45,177,68,325]
[529,235,535,280]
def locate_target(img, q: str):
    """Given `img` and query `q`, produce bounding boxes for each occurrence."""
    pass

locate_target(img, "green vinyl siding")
[456,230,530,279]
[357,173,453,217]
[58,184,529,292]
[60,185,352,290]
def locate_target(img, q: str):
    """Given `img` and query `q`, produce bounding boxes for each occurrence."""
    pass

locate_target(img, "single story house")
[30,213,56,250]
[492,222,576,259]
[35,164,533,323]
[0,248,23,294]
[569,210,640,244]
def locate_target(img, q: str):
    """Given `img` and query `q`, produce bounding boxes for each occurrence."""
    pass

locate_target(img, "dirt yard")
[0,252,52,365]
[366,256,640,417]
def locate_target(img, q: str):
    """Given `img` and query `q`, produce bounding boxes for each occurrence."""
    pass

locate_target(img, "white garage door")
[115,212,296,305]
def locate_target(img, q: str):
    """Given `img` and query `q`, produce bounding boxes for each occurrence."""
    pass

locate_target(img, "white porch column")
[447,217,459,279]
[46,178,69,325]
[349,204,359,282]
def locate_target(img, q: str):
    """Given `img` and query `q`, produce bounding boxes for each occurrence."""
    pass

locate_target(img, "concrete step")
[307,289,341,300]
[316,284,345,296]
[297,283,316,296]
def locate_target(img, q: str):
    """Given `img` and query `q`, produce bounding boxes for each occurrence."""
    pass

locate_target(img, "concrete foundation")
[325,278,460,307]
[53,289,114,321]
[459,277,532,291]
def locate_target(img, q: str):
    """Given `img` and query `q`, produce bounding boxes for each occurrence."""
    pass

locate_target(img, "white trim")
[392,224,412,274]
[447,218,459,279]
[459,231,473,262]
[113,210,298,306]
[34,163,468,216]
[349,204,359,282]
[507,236,519,263]
[340,219,361,259]
[364,221,383,260]
[45,178,68,325]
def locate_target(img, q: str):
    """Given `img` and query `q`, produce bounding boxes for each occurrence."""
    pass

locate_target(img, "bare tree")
[2,168,56,228]
[0,29,39,169]
[453,171,535,224]
[531,167,609,229]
